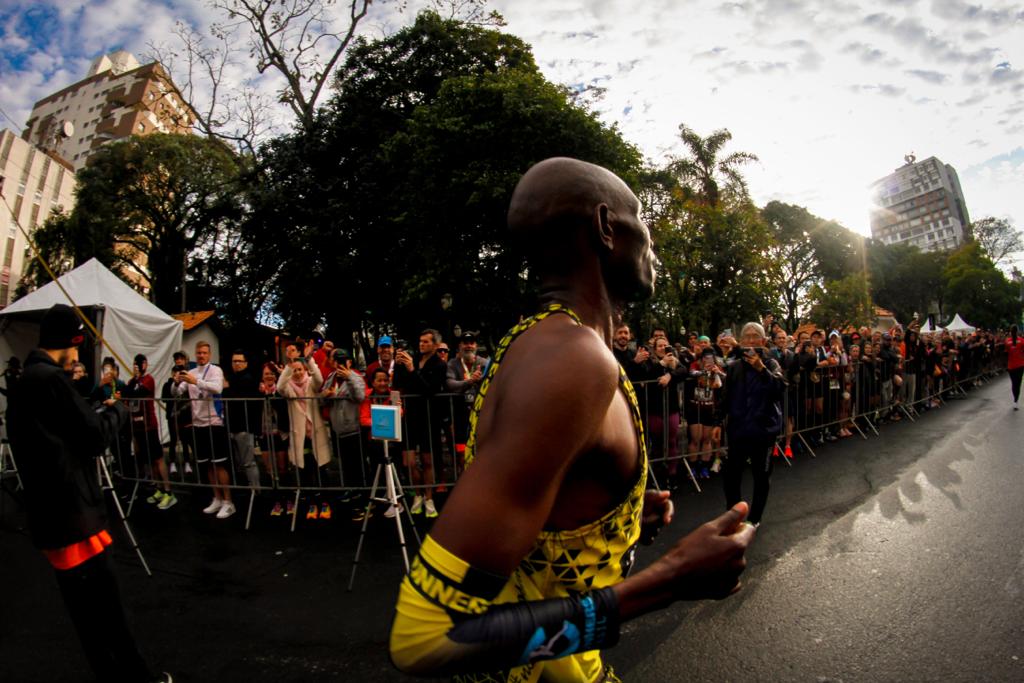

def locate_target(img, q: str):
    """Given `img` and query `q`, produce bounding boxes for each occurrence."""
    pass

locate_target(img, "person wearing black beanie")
[6,303,171,683]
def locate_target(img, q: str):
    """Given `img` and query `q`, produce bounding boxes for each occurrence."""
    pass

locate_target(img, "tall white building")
[0,51,197,307]
[0,131,77,307]
[869,155,971,253]
[22,50,195,171]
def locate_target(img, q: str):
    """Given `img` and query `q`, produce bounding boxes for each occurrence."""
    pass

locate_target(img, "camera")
[394,339,409,352]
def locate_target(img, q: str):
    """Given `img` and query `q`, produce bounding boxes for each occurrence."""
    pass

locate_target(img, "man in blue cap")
[7,303,171,682]
[364,335,395,384]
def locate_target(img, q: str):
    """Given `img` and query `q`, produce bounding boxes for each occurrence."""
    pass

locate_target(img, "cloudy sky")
[1,0,1022,252]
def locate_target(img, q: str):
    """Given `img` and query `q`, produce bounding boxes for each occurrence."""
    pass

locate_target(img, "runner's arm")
[391,324,621,675]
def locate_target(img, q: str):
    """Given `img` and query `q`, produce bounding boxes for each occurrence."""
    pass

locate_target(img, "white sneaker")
[425,499,438,518]
[202,498,224,515]
[184,462,193,474]
[410,495,424,514]
[216,501,237,519]
[169,462,178,475]
[157,493,177,510]
[384,503,404,518]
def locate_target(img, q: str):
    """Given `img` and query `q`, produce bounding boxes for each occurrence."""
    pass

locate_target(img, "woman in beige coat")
[277,358,334,479]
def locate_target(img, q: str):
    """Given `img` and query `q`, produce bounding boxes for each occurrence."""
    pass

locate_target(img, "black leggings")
[722,435,776,525]
[54,551,153,683]
[1010,367,1023,403]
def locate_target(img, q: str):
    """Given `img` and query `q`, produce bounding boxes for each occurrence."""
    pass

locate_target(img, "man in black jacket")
[716,322,787,527]
[223,349,262,489]
[878,333,901,421]
[7,304,170,683]
[393,328,448,518]
[161,351,193,477]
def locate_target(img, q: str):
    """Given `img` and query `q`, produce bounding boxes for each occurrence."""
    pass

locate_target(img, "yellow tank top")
[459,304,648,683]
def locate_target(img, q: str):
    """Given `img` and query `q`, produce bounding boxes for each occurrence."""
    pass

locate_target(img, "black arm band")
[447,586,620,667]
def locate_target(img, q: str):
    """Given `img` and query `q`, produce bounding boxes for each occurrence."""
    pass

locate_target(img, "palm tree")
[668,124,758,207]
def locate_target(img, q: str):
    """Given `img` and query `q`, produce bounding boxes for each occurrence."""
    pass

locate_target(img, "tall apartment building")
[0,130,77,307]
[0,51,196,307]
[21,50,195,171]
[869,155,971,253]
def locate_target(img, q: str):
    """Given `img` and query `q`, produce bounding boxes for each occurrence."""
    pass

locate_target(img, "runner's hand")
[656,503,755,601]
[640,490,674,545]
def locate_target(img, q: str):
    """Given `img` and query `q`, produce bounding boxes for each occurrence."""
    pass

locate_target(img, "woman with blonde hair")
[277,350,334,520]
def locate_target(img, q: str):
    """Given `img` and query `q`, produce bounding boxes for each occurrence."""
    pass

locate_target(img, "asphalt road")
[1,376,1021,682]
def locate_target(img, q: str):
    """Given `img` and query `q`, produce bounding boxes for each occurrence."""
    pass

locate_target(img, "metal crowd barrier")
[105,345,1008,530]
[109,390,482,530]
[631,342,1007,491]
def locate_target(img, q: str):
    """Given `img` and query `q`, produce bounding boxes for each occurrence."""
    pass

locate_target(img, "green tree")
[19,134,244,313]
[760,201,868,331]
[970,216,1023,267]
[943,242,1021,329]
[15,209,80,299]
[644,125,770,337]
[808,272,875,329]
[667,125,757,209]
[867,241,946,323]
[761,202,821,330]
[250,11,641,345]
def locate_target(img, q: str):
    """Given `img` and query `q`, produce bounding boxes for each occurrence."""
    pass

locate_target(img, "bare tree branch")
[971,216,1024,266]
[147,20,275,155]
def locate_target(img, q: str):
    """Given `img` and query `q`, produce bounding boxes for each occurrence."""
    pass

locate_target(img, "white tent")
[919,319,935,333]
[0,259,183,435]
[944,313,976,333]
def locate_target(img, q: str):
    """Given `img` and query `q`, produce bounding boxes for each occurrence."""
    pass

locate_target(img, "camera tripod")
[0,436,22,491]
[348,440,421,591]
[97,453,152,577]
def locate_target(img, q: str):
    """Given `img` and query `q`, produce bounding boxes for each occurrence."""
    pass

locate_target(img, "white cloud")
[486,0,1024,234]
[2,0,1022,237]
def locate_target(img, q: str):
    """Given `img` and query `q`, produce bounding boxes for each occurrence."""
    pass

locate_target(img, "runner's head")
[508,157,655,304]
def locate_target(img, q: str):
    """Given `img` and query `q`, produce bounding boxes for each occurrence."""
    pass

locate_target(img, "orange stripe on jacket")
[43,530,113,570]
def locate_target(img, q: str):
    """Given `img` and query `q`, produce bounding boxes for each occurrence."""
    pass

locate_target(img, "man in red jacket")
[124,353,175,509]
[1006,325,1024,410]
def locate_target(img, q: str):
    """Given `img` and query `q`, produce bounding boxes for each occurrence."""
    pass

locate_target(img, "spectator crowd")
[17,314,1009,527]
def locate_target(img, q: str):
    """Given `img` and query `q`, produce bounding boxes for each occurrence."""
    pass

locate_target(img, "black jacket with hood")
[6,349,127,550]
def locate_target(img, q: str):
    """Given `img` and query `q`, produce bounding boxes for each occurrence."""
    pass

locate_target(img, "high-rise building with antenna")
[869,154,971,253]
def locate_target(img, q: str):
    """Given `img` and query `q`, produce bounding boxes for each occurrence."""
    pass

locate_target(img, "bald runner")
[389,158,755,682]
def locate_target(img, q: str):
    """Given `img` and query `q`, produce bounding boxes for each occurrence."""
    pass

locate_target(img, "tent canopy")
[0,258,183,388]
[944,313,976,333]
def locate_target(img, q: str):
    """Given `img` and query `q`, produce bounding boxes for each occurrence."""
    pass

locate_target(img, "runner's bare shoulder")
[478,314,620,459]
